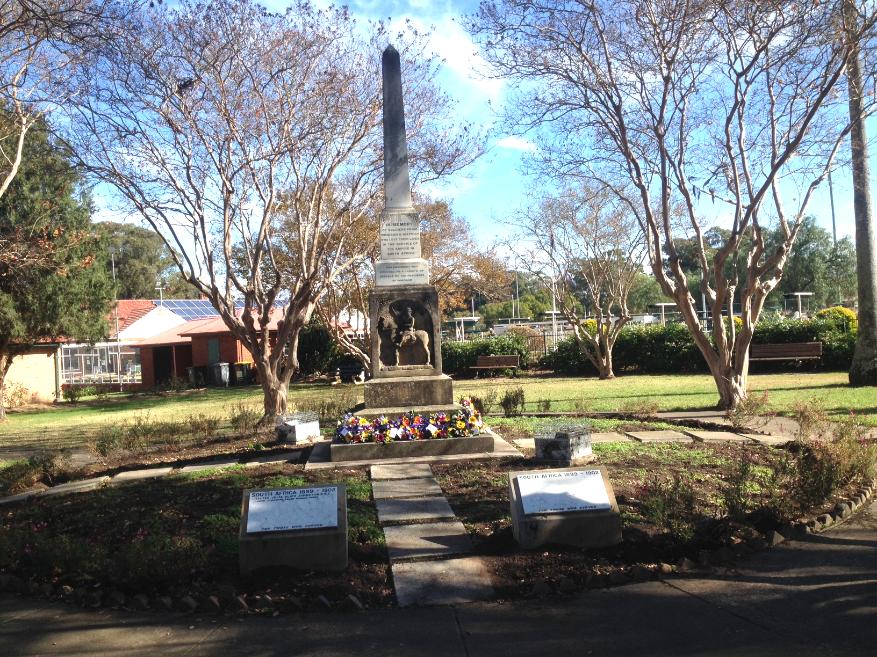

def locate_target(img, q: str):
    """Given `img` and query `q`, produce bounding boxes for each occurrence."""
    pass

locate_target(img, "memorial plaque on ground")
[245,487,337,532]
[239,484,347,573]
[509,467,622,549]
[517,469,610,514]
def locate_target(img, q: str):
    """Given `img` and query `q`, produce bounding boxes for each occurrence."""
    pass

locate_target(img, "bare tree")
[1,0,117,199]
[515,186,644,379]
[475,0,877,408]
[67,0,478,419]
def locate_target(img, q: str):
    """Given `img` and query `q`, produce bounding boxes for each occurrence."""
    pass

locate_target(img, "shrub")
[228,403,262,436]
[722,457,758,521]
[297,320,343,376]
[499,386,525,417]
[0,452,71,494]
[2,383,31,409]
[470,389,498,416]
[619,398,660,416]
[91,423,127,457]
[61,386,83,403]
[789,398,830,441]
[186,413,221,442]
[815,306,857,330]
[441,335,530,377]
[726,390,771,431]
[638,473,699,541]
[539,336,596,376]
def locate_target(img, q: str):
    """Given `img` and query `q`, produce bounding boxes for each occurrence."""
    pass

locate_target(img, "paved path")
[370,464,494,607]
[2,499,875,656]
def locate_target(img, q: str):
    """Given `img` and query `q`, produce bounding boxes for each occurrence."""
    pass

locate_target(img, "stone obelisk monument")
[361,45,455,413]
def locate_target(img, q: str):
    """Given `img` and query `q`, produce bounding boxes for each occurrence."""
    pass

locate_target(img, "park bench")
[470,354,520,376]
[336,362,366,383]
[749,342,822,362]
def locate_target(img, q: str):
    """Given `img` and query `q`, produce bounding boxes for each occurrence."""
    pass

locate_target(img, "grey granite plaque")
[380,214,421,259]
[517,469,611,515]
[245,486,338,533]
[375,259,429,286]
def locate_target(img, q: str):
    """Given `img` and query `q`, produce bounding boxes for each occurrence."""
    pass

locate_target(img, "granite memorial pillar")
[361,45,455,413]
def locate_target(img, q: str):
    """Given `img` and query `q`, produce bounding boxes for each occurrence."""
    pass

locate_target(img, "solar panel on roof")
[154,299,220,320]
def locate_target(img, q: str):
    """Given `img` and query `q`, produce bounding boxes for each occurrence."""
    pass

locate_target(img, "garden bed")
[330,433,495,462]
[0,436,873,613]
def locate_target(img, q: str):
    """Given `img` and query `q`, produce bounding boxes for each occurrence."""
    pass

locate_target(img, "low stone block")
[370,463,434,480]
[40,476,110,497]
[625,431,693,443]
[239,484,347,574]
[178,460,240,474]
[740,434,793,447]
[684,430,751,443]
[113,467,173,482]
[275,412,321,444]
[330,433,495,463]
[509,467,622,549]
[372,477,444,499]
[383,520,472,561]
[392,556,494,607]
[374,495,455,524]
[363,374,453,409]
[534,428,592,465]
[591,432,632,443]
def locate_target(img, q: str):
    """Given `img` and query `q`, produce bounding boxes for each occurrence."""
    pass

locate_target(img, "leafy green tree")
[769,217,858,310]
[95,222,171,299]
[0,116,113,419]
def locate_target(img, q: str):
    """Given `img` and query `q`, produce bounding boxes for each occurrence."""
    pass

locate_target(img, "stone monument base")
[330,432,495,462]
[363,373,454,410]
[508,468,622,550]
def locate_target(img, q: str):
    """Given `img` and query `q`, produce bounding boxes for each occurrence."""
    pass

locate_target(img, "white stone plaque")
[245,487,338,533]
[380,215,421,260]
[375,259,429,286]
[516,469,611,515]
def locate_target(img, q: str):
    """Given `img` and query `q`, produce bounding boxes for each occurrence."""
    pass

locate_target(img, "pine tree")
[0,113,114,419]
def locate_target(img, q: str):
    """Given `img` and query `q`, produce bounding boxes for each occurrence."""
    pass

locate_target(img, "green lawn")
[0,371,871,456]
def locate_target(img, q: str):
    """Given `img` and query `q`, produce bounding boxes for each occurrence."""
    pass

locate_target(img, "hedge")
[539,318,856,376]
[441,335,531,377]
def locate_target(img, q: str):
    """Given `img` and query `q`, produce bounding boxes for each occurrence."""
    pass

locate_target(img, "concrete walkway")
[2,499,875,656]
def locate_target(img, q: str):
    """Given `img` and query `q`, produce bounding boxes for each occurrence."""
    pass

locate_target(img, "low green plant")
[499,386,526,417]
[2,382,31,408]
[638,473,699,541]
[620,398,660,416]
[167,376,189,393]
[726,390,771,431]
[722,457,758,521]
[789,398,830,441]
[228,403,261,436]
[186,413,221,441]
[316,393,358,423]
[91,423,127,457]
[0,452,72,494]
[61,386,83,403]
[471,389,499,416]
[537,398,552,412]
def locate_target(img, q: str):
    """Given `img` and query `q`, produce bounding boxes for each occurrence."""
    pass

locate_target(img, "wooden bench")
[749,342,822,362]
[470,354,520,376]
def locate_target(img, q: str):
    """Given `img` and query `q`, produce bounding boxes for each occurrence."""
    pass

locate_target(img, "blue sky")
[96,0,874,252]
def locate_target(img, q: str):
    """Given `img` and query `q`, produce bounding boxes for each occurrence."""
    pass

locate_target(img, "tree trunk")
[845,0,877,385]
[597,346,615,380]
[259,371,288,426]
[0,351,12,422]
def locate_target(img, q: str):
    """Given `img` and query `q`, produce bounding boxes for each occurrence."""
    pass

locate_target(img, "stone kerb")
[238,484,348,574]
[509,467,622,549]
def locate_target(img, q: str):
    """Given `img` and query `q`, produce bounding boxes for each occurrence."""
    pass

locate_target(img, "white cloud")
[495,135,537,152]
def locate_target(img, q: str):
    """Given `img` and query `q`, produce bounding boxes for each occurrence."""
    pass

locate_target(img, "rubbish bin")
[187,366,196,386]
[212,362,230,387]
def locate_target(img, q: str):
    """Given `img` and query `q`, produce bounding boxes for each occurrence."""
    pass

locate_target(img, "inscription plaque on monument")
[380,214,421,260]
[245,486,338,533]
[375,260,430,287]
[517,470,611,515]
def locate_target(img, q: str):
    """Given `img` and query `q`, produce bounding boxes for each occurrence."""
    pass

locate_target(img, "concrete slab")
[372,477,444,500]
[241,452,300,467]
[625,431,693,443]
[512,438,534,450]
[592,432,633,443]
[383,520,472,561]
[371,463,435,480]
[741,434,794,446]
[177,460,241,474]
[392,556,494,607]
[375,496,456,524]
[38,476,110,497]
[683,430,752,443]
[307,435,519,470]
[0,490,38,506]
[112,467,173,482]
